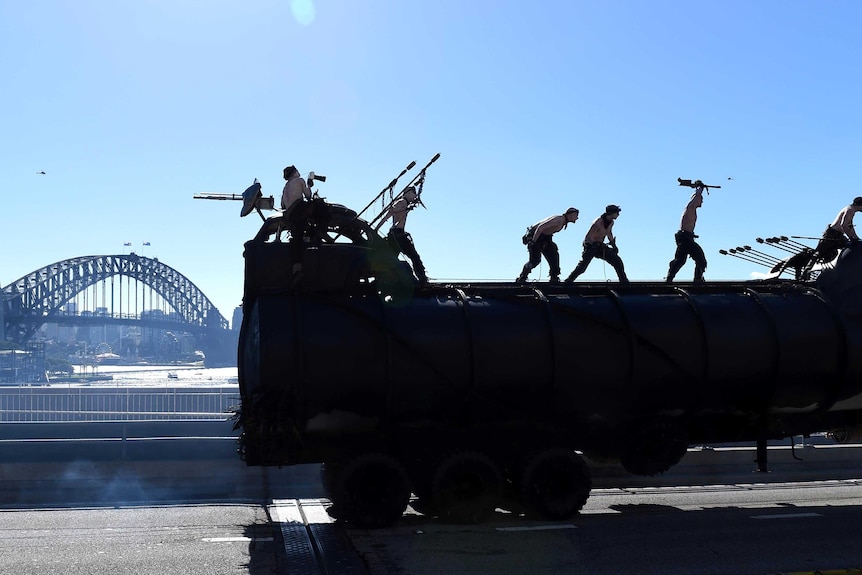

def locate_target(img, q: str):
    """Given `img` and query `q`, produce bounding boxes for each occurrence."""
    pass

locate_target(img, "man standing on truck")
[375,186,429,285]
[517,207,580,283]
[666,182,707,283]
[564,205,628,283]
[281,165,313,284]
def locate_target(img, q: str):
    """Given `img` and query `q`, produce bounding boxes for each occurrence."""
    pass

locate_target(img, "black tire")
[519,448,591,520]
[430,451,503,524]
[829,427,850,443]
[619,419,689,476]
[331,453,411,529]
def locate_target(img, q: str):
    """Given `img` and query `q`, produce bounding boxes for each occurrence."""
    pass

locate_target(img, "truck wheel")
[519,448,591,520]
[331,453,411,529]
[829,427,850,443]
[619,419,689,476]
[431,451,502,523]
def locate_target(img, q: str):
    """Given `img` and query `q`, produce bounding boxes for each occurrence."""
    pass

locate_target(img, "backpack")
[522,224,537,245]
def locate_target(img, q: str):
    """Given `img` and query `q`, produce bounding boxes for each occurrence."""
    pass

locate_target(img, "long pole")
[738,246,782,265]
[720,249,772,268]
[368,153,441,231]
[354,160,417,221]
[779,236,813,251]
[756,237,799,255]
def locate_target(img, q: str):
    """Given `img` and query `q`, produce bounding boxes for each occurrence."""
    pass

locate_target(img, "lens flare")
[291,0,315,26]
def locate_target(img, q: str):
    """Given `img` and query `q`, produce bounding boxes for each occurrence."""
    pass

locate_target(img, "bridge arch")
[1,254,229,344]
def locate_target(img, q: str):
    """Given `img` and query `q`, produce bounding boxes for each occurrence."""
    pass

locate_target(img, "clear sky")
[3,0,862,324]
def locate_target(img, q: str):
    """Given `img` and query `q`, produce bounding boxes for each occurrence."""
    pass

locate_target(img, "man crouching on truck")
[820,197,862,249]
[802,196,862,276]
[565,204,629,283]
[517,207,580,283]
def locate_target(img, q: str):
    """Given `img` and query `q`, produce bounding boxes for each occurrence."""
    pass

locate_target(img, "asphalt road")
[348,479,862,575]
[0,503,277,575]
[3,478,862,575]
[3,428,862,575]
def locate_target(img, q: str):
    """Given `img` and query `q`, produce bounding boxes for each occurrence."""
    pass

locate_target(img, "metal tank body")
[242,281,860,450]
[236,204,862,527]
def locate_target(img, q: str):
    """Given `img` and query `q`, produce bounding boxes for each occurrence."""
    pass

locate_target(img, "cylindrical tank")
[240,280,860,459]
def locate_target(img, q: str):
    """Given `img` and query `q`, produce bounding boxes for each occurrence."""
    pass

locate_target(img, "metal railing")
[0,387,239,422]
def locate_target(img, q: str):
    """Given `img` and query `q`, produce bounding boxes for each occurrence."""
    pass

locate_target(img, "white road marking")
[496,524,578,532]
[202,537,274,543]
[750,513,822,520]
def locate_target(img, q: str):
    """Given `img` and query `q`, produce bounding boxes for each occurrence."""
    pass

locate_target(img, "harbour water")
[2,366,240,422]
[68,365,239,387]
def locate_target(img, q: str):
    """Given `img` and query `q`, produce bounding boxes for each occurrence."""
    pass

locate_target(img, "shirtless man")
[375,186,429,284]
[281,165,312,214]
[666,183,707,282]
[564,204,628,283]
[826,197,862,241]
[280,165,313,282]
[812,197,862,263]
[517,207,580,283]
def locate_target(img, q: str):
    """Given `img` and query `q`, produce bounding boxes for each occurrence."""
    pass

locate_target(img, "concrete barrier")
[2,422,861,507]
[588,442,862,488]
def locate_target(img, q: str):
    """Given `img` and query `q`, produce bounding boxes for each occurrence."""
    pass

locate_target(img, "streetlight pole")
[141,242,151,315]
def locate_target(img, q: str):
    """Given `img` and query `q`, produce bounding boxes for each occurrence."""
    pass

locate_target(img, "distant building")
[232,305,242,331]
[0,341,45,384]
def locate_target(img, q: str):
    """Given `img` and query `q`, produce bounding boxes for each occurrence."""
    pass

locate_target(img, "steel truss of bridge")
[1,254,235,367]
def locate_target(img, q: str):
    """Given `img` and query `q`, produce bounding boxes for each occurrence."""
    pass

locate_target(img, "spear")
[737,245,782,266]
[756,237,800,255]
[778,235,813,251]
[720,249,772,268]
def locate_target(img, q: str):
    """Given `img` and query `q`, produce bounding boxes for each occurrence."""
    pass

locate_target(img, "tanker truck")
[235,200,862,528]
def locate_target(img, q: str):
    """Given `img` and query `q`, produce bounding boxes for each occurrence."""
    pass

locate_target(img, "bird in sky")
[36,171,46,175]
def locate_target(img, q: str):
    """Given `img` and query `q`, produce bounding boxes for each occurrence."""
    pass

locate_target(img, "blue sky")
[2,0,862,323]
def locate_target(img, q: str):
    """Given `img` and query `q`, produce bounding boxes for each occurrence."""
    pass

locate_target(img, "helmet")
[565,207,579,215]
[605,204,621,214]
[853,197,862,206]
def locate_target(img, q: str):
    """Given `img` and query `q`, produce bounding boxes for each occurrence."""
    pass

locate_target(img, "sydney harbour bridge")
[1,254,237,370]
